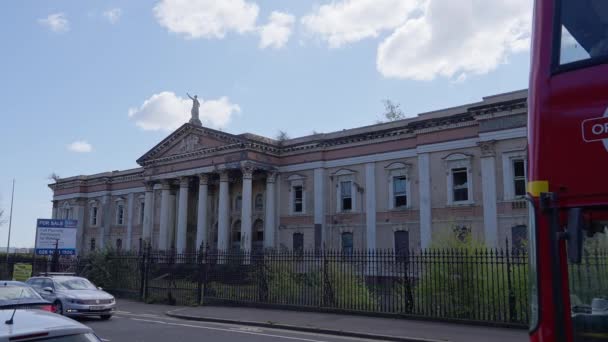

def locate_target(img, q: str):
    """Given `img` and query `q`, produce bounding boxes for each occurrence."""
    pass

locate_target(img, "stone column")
[100,194,111,249]
[74,199,85,256]
[365,163,377,251]
[52,201,59,219]
[126,193,134,251]
[240,168,253,253]
[196,174,209,251]
[176,177,189,253]
[159,180,172,251]
[218,171,230,251]
[264,172,277,249]
[313,168,326,250]
[142,182,155,246]
[480,141,499,247]
[418,153,432,249]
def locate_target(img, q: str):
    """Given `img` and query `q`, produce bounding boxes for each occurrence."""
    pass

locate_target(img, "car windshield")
[0,286,42,301]
[55,278,96,290]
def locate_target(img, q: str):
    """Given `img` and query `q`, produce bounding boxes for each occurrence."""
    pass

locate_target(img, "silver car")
[0,308,100,341]
[27,276,115,320]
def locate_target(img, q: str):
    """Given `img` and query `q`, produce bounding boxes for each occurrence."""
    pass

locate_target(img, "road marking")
[100,339,111,341]
[129,317,354,342]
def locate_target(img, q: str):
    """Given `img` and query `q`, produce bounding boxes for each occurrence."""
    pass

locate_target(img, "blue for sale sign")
[35,219,77,255]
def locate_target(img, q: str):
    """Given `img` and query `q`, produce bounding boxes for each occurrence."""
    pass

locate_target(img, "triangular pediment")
[136,123,246,165]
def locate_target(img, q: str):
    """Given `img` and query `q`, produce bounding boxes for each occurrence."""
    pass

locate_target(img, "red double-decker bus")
[529,0,608,341]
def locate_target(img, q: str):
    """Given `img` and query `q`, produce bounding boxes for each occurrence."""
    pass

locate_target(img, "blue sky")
[0,0,532,247]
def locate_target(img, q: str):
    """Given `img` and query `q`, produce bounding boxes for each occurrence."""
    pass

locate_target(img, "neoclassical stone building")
[49,89,529,255]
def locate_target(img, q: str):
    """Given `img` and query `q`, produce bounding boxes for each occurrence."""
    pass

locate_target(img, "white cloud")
[259,11,295,49]
[153,0,259,39]
[301,0,425,48]
[103,8,122,24]
[67,141,93,153]
[377,0,532,81]
[128,91,240,131]
[38,13,69,33]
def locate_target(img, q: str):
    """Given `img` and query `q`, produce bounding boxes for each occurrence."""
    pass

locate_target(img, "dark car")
[0,281,54,312]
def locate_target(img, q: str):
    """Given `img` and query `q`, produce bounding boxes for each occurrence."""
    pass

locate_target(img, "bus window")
[568,210,608,341]
[558,0,608,66]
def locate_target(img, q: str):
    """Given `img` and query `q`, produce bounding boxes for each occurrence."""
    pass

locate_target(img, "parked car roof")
[0,309,94,340]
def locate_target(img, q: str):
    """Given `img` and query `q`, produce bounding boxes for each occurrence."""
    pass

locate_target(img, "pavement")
[165,303,528,342]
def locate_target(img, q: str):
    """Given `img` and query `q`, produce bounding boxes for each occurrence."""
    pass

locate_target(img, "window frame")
[115,199,125,226]
[89,201,99,227]
[551,0,608,75]
[386,162,412,210]
[287,175,307,215]
[90,238,96,251]
[502,150,528,200]
[444,153,473,205]
[293,185,304,213]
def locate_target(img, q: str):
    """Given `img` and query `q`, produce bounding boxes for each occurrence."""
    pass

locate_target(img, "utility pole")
[6,179,15,263]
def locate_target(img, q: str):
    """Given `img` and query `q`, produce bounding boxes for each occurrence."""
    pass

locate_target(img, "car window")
[55,278,96,290]
[37,333,100,341]
[41,279,54,289]
[0,286,43,300]
[26,279,41,288]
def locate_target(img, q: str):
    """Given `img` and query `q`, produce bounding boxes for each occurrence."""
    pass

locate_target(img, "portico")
[140,162,278,253]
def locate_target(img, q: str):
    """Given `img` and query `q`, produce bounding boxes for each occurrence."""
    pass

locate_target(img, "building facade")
[49,89,529,254]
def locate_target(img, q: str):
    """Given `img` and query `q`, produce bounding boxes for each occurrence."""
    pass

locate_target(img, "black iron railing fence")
[0,242,537,327]
[2,244,606,327]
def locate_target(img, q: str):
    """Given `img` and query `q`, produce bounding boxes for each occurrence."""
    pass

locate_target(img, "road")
[80,308,392,342]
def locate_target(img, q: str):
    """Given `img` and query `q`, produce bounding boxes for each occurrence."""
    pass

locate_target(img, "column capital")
[160,180,172,190]
[266,172,277,184]
[242,168,254,180]
[219,171,229,182]
[199,174,209,185]
[179,177,190,188]
[144,181,155,191]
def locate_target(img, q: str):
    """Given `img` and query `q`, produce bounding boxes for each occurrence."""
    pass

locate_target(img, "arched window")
[255,194,264,211]
[116,239,122,251]
[90,238,96,251]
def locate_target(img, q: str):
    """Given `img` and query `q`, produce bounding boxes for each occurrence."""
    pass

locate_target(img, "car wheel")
[100,315,112,320]
[53,301,63,315]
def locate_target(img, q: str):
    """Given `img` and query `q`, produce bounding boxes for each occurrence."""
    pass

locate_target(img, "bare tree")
[0,208,4,227]
[276,131,290,143]
[380,99,405,122]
